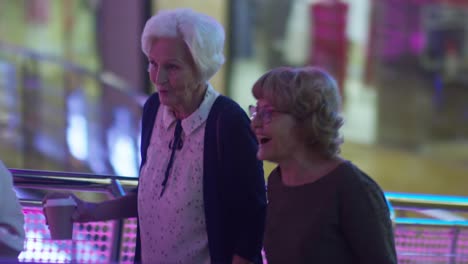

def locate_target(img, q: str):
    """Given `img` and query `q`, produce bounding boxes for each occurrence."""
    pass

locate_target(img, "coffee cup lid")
[45,196,77,207]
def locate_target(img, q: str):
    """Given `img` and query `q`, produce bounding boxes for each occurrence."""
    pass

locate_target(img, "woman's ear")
[296,119,317,147]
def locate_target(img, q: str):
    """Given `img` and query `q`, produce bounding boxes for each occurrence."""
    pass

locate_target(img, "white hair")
[141,8,225,82]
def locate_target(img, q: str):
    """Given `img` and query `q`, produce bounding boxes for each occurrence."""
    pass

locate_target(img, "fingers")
[42,208,48,225]
[71,196,86,222]
[72,204,87,222]
[71,208,81,222]
[69,193,84,207]
[72,201,97,223]
[42,192,96,223]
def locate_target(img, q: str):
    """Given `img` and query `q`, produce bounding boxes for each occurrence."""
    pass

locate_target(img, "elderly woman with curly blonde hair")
[249,66,397,264]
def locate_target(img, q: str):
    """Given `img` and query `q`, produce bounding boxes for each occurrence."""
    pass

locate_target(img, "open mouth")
[259,137,271,145]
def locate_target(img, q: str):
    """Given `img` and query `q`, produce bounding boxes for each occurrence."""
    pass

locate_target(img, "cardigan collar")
[162,83,220,136]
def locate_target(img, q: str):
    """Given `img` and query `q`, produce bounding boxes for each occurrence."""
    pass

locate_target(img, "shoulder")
[339,162,384,192]
[210,95,249,127]
[0,161,13,187]
[337,162,389,210]
[141,93,160,124]
[212,95,245,115]
[142,93,160,111]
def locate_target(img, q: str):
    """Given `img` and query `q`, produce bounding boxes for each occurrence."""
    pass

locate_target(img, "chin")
[256,149,264,159]
[256,152,265,161]
[257,151,274,162]
[158,95,176,107]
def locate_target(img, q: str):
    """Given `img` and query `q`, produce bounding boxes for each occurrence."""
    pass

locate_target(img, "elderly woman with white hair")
[44,8,267,264]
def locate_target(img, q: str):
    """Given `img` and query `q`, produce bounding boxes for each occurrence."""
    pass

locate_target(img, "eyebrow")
[165,59,183,64]
[147,58,183,64]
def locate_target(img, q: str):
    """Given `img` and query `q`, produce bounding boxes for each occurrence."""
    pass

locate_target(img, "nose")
[156,68,168,84]
[149,67,168,84]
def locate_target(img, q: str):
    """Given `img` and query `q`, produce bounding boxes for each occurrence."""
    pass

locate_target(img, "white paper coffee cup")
[44,197,77,240]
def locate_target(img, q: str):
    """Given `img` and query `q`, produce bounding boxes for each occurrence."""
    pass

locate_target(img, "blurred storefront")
[228,0,468,194]
[0,0,145,176]
[0,0,101,171]
[366,0,468,149]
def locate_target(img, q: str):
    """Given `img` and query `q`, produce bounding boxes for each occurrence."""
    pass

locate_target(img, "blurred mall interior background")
[1,0,467,192]
[1,0,468,263]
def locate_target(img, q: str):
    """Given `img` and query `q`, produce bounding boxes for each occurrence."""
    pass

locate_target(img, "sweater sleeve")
[339,165,397,264]
[219,104,267,262]
[0,161,25,251]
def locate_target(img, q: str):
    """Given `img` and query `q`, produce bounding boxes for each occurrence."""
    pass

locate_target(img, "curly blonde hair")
[252,66,344,158]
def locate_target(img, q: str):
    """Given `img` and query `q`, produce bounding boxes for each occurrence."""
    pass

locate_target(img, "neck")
[279,152,343,186]
[172,83,207,119]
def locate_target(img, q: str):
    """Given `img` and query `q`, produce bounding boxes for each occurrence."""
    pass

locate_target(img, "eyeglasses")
[248,105,285,124]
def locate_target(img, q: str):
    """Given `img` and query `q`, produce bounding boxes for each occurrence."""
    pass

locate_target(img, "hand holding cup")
[42,193,98,240]
[43,195,77,240]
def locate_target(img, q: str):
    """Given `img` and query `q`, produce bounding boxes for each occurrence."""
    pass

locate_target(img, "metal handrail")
[386,192,468,230]
[11,168,138,197]
[12,169,468,212]
[11,168,139,263]
[386,192,468,212]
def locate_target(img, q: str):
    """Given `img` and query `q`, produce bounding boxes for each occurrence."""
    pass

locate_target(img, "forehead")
[148,37,193,62]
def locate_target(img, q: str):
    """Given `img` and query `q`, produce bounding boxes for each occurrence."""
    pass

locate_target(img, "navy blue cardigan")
[134,93,267,264]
